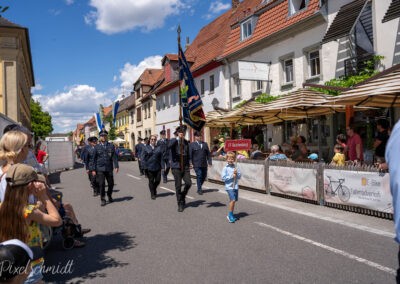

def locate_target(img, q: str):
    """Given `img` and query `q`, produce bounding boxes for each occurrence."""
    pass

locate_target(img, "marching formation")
[81,125,241,221]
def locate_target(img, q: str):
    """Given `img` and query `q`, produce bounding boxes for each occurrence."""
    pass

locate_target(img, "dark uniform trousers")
[97,171,114,199]
[172,167,192,204]
[147,170,161,197]
[88,171,99,194]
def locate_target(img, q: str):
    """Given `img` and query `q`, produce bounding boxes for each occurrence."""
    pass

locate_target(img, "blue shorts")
[226,189,238,201]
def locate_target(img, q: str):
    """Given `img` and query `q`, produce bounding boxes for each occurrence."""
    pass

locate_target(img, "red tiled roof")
[103,105,112,116]
[138,68,163,86]
[222,0,320,57]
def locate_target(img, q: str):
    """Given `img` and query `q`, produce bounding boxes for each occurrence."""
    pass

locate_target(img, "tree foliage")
[30,99,53,139]
[104,115,116,141]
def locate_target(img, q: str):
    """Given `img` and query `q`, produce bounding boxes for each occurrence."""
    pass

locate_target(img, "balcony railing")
[344,53,374,77]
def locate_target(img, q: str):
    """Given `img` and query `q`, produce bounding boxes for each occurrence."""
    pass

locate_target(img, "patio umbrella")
[213,89,347,127]
[330,66,400,107]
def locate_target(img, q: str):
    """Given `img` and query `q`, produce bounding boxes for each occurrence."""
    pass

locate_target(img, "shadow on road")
[44,232,137,283]
[186,200,206,208]
[112,196,134,203]
[206,201,226,208]
[235,212,249,220]
[157,192,174,198]
[203,188,219,193]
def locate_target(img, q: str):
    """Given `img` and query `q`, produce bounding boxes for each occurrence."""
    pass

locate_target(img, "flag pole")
[177,25,184,171]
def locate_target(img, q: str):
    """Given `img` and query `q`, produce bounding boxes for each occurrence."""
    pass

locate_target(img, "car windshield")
[119,148,132,153]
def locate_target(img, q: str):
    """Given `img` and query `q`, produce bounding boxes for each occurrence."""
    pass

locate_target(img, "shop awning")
[206,89,347,127]
[330,65,400,107]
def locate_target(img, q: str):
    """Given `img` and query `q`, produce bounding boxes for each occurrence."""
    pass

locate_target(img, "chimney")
[232,0,240,9]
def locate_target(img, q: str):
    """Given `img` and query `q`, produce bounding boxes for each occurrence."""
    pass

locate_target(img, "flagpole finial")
[177,25,181,34]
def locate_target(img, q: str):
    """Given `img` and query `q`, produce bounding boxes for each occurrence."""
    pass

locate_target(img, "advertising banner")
[208,160,265,191]
[208,160,226,181]
[269,166,317,201]
[323,169,393,213]
[225,139,252,151]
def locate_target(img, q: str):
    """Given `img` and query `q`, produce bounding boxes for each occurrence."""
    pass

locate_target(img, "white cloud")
[65,0,74,5]
[118,55,163,89]
[31,84,43,92]
[85,0,185,34]
[204,1,230,19]
[33,85,112,133]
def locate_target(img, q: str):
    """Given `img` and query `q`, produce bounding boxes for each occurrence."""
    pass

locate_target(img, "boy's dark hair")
[334,144,344,153]
[336,134,346,143]
[377,119,389,130]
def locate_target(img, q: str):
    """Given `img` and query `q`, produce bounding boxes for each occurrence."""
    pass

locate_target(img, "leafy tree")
[30,99,53,139]
[104,115,116,141]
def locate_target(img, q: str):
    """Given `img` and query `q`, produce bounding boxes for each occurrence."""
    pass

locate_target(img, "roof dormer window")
[289,0,308,16]
[241,17,255,41]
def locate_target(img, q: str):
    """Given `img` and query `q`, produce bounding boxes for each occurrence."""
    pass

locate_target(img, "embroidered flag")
[179,45,206,131]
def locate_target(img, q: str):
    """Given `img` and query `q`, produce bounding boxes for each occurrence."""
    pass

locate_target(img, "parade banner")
[323,169,393,213]
[269,166,317,201]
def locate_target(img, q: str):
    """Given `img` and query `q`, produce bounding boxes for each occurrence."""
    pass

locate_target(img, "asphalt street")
[43,161,397,283]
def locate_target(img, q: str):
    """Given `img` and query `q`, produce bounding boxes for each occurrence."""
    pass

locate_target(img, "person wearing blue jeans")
[189,131,212,195]
[386,119,400,283]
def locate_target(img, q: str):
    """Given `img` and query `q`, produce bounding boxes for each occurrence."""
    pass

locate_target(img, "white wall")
[373,0,399,68]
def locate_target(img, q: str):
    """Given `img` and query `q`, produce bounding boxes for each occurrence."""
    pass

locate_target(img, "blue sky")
[2,0,231,133]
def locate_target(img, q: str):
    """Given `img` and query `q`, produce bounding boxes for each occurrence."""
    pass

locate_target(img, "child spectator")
[336,133,348,160]
[331,144,345,166]
[34,141,48,166]
[221,151,241,223]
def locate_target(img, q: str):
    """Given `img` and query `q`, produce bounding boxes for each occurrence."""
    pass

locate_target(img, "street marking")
[203,184,394,239]
[160,187,194,199]
[255,222,396,276]
[127,174,141,180]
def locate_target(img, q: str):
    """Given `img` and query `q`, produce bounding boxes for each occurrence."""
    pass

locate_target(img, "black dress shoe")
[197,190,203,195]
[178,204,184,212]
[151,195,156,200]
[108,197,114,203]
[101,200,106,206]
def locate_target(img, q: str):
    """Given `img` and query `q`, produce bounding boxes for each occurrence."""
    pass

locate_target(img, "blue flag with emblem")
[179,45,206,132]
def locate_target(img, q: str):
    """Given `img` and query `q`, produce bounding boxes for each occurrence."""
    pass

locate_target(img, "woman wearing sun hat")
[0,164,62,284]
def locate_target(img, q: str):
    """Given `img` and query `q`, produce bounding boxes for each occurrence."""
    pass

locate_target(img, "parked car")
[117,148,135,161]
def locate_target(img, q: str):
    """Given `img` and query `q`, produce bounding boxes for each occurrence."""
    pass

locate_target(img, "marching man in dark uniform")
[189,131,212,195]
[84,136,100,196]
[169,125,192,212]
[89,130,119,206]
[156,130,170,183]
[141,134,163,199]
[135,137,145,176]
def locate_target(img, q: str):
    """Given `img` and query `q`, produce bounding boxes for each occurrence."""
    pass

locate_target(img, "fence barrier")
[208,157,393,220]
